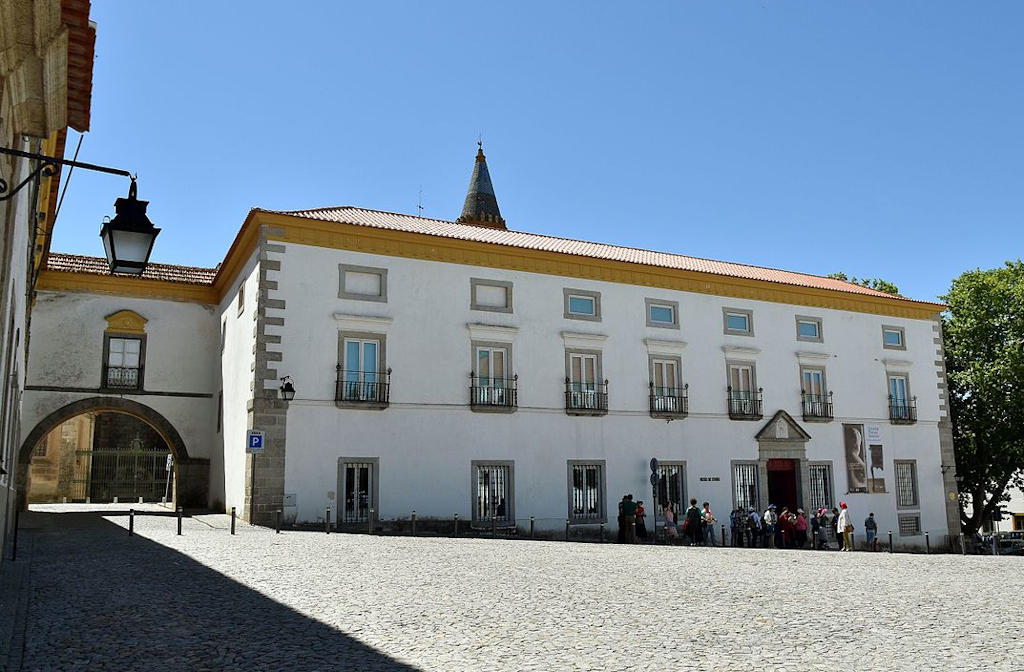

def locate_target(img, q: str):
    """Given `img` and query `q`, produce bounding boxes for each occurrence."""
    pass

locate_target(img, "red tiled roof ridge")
[45,252,217,285]
[261,205,930,305]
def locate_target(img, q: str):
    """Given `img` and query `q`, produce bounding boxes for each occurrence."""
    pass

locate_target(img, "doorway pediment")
[755,410,811,442]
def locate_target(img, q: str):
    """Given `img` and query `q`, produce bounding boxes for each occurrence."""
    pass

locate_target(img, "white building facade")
[20,149,961,549]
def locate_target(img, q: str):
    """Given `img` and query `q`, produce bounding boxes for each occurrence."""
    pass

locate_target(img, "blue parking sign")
[246,430,265,454]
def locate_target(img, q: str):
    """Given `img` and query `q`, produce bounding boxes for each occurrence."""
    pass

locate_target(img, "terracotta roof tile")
[265,206,928,304]
[45,253,216,285]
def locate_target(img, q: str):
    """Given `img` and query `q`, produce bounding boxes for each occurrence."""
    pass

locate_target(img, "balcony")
[335,366,391,409]
[727,387,763,420]
[801,391,834,422]
[469,374,518,412]
[889,395,917,424]
[103,366,141,391]
[564,378,608,416]
[650,383,688,419]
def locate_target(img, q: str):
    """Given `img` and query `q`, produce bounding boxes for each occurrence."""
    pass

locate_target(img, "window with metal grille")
[569,462,604,522]
[656,462,686,511]
[340,461,375,523]
[808,463,833,512]
[898,514,921,536]
[473,462,513,526]
[895,460,918,508]
[733,462,759,511]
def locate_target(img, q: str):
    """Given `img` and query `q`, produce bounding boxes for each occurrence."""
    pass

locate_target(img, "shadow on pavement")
[10,512,423,672]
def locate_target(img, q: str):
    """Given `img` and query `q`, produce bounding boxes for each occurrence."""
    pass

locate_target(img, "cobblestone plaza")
[2,508,1019,671]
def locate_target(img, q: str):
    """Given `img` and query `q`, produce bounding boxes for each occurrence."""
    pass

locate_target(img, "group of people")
[662,498,718,546]
[615,494,648,543]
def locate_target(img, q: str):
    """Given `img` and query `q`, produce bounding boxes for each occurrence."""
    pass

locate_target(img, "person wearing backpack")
[746,507,761,547]
[684,498,703,546]
[864,512,878,551]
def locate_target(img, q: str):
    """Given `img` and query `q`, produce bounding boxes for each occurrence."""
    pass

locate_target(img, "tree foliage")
[826,272,900,296]
[943,261,1024,535]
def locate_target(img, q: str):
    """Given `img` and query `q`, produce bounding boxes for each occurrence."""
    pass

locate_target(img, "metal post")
[490,515,496,538]
[565,518,570,541]
[888,530,893,553]
[850,532,855,551]
[177,507,183,535]
[600,523,605,543]
[530,516,535,539]
[129,509,135,536]
[230,507,236,535]
[275,509,281,534]
[453,513,459,537]
[960,533,966,555]
[325,508,331,534]
[368,508,375,535]
[925,531,930,554]
[10,503,21,561]
[721,525,726,547]
[412,510,417,536]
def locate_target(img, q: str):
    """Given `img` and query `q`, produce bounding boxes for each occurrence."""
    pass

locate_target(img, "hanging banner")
[843,423,868,493]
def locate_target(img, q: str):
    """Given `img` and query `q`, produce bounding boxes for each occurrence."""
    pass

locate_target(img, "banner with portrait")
[843,423,868,493]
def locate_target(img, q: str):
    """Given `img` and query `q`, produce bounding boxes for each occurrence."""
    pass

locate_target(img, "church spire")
[457,142,506,229]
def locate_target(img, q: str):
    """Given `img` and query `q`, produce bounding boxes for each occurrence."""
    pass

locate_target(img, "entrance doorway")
[766,458,799,511]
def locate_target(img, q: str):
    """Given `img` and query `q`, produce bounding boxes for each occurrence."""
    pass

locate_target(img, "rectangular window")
[656,462,686,511]
[473,345,511,406]
[237,284,245,316]
[898,514,922,536]
[563,288,601,321]
[650,357,684,413]
[342,338,380,401]
[882,326,905,349]
[472,461,514,526]
[470,278,513,313]
[567,351,602,410]
[338,458,378,524]
[888,375,908,403]
[105,337,143,389]
[723,308,753,335]
[728,364,754,398]
[895,460,919,508]
[1013,514,1024,532]
[808,463,833,513]
[796,316,823,342]
[568,461,605,523]
[217,391,223,433]
[339,264,388,302]
[645,298,679,329]
[732,462,759,511]
[220,319,227,352]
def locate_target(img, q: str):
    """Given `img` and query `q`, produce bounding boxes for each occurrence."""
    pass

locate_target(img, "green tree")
[826,272,900,296]
[942,261,1024,536]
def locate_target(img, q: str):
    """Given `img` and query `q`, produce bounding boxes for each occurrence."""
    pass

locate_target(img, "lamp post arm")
[0,146,133,201]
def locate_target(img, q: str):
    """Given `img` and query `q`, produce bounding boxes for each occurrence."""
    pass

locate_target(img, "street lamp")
[0,146,158,275]
[279,376,296,401]
[98,179,160,275]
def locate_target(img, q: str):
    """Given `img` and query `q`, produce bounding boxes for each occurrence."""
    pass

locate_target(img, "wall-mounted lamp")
[279,376,296,401]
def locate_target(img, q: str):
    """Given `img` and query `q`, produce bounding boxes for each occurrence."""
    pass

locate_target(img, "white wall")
[274,242,950,545]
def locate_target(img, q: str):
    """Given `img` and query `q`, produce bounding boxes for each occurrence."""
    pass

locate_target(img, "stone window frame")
[470,278,513,313]
[731,460,760,511]
[470,460,515,528]
[795,315,823,343]
[723,307,754,336]
[807,461,834,512]
[565,348,604,389]
[337,456,380,524]
[236,283,245,316]
[882,325,906,350]
[649,353,684,395]
[220,318,227,353]
[656,460,688,512]
[563,288,602,322]
[645,298,680,329]
[566,459,607,525]
[898,513,922,537]
[886,370,912,404]
[101,332,147,392]
[894,459,919,509]
[338,264,389,303]
[337,330,389,409]
[725,359,758,397]
[799,364,828,397]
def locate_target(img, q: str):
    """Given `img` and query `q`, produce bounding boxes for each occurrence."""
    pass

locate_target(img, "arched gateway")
[17,397,209,509]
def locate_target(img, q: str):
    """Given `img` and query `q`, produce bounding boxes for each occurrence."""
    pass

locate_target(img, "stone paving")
[2,507,1021,671]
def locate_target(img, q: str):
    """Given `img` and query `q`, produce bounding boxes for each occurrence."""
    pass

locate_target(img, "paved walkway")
[1,508,1020,671]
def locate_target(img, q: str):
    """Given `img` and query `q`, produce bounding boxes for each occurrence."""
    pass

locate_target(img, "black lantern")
[279,376,296,401]
[99,179,160,275]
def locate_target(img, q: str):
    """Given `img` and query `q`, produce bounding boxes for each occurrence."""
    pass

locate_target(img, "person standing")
[635,500,648,541]
[831,507,842,550]
[664,503,677,541]
[747,507,761,547]
[617,495,627,543]
[622,494,638,544]
[864,512,878,551]
[816,509,830,549]
[702,501,717,546]
[762,504,778,548]
[684,498,703,546]
[837,501,853,551]
[730,507,743,547]
[794,508,808,549]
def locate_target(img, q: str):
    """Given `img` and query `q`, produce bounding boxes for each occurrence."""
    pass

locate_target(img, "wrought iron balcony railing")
[801,391,834,421]
[335,366,391,408]
[469,374,518,411]
[727,387,763,420]
[564,378,608,415]
[889,395,917,424]
[649,383,688,418]
[104,366,141,390]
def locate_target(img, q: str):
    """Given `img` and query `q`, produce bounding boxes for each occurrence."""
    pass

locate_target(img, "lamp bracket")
[0,146,133,202]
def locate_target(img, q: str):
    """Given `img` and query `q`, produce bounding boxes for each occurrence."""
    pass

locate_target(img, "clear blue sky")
[51,1,1024,303]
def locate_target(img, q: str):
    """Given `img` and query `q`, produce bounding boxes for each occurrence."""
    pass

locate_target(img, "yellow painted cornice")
[36,269,218,304]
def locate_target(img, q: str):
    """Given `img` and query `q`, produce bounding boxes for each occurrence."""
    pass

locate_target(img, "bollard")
[63,496,67,504]
[276,509,281,534]
[600,523,605,543]
[129,509,135,536]
[113,496,118,504]
[888,530,893,553]
[850,533,855,551]
[86,496,91,504]
[453,513,459,537]
[412,510,417,536]
[565,518,570,541]
[530,516,535,539]
[368,508,375,535]
[491,515,496,538]
[325,508,331,534]
[231,507,236,535]
[925,531,930,554]
[721,525,726,547]
[177,507,183,535]
[138,496,143,505]
[960,533,966,555]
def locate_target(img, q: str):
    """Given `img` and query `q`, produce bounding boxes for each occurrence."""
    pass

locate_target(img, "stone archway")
[17,397,208,510]
[755,410,812,513]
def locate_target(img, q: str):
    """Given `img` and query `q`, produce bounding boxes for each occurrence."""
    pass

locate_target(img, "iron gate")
[70,449,172,502]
